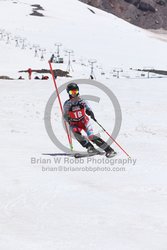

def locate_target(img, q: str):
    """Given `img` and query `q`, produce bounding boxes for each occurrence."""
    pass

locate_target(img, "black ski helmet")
[66,82,79,94]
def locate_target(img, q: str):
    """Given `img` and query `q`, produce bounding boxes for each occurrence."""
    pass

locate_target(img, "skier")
[63,83,117,158]
[27,68,32,80]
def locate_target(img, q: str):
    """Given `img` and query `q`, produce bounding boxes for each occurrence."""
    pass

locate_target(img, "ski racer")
[63,83,117,158]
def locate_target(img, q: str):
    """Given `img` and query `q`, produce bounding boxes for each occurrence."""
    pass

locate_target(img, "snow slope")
[0,1,167,250]
[1,0,167,72]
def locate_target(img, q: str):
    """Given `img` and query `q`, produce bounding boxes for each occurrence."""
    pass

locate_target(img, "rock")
[124,0,140,4]
[156,0,166,6]
[30,11,44,17]
[138,2,156,12]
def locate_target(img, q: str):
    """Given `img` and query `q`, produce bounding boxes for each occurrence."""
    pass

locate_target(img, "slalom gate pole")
[95,119,131,158]
[48,61,73,151]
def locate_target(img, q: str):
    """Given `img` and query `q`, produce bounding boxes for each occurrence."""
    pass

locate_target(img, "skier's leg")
[81,120,101,153]
[71,126,93,149]
[89,135,111,151]
[84,120,115,153]
[89,134,116,157]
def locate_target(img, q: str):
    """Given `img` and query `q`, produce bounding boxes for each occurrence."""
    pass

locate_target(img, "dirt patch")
[0,76,14,80]
[136,68,167,75]
[79,0,167,30]
[30,4,45,17]
[19,69,71,77]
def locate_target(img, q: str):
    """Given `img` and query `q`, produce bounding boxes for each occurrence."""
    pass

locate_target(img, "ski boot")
[105,147,117,158]
[87,145,99,154]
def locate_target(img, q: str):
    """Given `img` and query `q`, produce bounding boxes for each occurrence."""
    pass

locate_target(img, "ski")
[42,151,105,158]
[74,151,117,158]
[42,153,74,157]
[74,151,105,158]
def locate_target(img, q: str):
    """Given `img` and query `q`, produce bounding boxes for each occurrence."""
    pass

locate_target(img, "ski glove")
[90,111,96,121]
[86,110,96,121]
[64,113,71,123]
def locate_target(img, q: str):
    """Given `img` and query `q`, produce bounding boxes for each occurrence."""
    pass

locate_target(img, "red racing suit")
[63,96,94,137]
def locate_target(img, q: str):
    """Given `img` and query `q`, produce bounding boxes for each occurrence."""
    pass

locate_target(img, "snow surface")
[0,0,167,250]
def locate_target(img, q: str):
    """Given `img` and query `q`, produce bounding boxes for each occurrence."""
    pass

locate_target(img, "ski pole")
[48,61,73,151]
[94,119,131,158]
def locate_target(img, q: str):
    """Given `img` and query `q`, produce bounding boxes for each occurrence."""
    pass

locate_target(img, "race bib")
[68,104,85,121]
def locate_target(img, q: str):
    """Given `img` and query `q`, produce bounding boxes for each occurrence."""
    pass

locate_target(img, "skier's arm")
[63,101,71,123]
[86,109,96,121]
[63,113,70,123]
[84,100,96,121]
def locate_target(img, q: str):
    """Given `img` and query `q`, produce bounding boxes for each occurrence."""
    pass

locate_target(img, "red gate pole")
[95,119,131,158]
[48,61,73,151]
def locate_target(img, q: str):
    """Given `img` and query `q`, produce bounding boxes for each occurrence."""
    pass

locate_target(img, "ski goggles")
[69,89,79,95]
